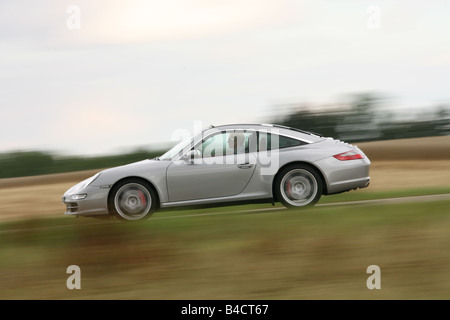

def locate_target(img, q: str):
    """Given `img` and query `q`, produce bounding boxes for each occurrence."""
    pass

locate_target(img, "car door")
[166,130,257,202]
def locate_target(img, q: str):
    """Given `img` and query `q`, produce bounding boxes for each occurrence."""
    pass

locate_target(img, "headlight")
[70,194,87,200]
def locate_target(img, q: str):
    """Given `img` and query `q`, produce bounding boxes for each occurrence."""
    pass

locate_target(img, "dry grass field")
[0,136,449,222]
[356,135,450,161]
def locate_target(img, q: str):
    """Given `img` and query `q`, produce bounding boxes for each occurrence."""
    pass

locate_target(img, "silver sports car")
[62,124,371,221]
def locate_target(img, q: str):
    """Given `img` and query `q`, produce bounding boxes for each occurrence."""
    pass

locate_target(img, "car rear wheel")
[275,164,323,208]
[109,179,156,221]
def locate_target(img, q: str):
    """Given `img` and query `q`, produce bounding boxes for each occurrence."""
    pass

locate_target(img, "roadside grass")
[1,186,449,231]
[319,186,450,203]
[1,190,450,300]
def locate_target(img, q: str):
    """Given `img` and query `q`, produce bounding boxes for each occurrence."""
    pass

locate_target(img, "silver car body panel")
[62,124,371,217]
[166,153,257,202]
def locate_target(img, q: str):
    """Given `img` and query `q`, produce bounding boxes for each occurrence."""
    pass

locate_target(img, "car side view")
[62,124,371,221]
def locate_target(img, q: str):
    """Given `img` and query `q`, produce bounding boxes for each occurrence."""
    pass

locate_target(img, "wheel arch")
[107,176,161,213]
[271,161,328,202]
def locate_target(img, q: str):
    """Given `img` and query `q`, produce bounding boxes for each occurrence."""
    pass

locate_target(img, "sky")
[1,0,450,156]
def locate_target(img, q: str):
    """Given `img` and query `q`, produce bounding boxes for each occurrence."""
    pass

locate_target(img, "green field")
[1,188,450,300]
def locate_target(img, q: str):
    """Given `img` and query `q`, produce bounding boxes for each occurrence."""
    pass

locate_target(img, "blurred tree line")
[1,92,449,179]
[274,92,450,142]
[0,149,164,179]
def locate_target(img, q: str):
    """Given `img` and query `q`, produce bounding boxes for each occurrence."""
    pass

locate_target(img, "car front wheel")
[109,179,156,221]
[275,164,323,208]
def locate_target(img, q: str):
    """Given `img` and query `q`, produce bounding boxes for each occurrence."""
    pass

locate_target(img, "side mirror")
[181,149,200,163]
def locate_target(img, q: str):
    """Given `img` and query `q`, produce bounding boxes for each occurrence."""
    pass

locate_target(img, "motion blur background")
[1,1,450,300]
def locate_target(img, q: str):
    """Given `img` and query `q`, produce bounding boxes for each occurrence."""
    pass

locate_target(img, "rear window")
[258,133,306,151]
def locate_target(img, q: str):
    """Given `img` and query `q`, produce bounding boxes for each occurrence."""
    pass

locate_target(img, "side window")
[226,131,247,155]
[201,132,227,157]
[278,135,306,149]
[198,130,305,156]
[200,131,252,157]
[258,132,271,151]
[258,133,305,151]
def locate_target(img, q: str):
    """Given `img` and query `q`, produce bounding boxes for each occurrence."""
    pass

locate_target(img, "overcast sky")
[1,0,449,156]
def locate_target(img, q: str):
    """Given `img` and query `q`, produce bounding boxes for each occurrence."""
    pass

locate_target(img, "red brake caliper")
[138,190,147,206]
[286,180,291,197]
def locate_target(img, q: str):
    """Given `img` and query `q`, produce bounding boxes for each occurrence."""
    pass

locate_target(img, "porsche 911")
[62,124,371,221]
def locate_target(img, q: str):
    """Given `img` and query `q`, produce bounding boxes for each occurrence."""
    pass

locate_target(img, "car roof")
[204,123,325,143]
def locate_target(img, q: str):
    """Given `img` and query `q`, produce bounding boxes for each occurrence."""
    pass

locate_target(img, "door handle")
[237,163,254,169]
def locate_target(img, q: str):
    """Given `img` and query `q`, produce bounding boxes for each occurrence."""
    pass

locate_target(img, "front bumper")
[62,185,110,217]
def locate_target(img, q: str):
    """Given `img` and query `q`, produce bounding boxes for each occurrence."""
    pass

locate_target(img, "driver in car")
[227,133,245,155]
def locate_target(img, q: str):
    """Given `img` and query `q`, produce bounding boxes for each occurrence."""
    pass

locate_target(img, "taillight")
[333,150,364,161]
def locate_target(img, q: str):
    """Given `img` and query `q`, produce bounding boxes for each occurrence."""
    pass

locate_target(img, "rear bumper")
[314,156,371,195]
[326,176,370,194]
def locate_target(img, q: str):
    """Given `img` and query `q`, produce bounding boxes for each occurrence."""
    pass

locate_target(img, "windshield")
[159,135,196,160]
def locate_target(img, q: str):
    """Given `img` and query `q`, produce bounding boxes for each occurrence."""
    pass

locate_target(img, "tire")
[274,164,323,208]
[109,179,157,221]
